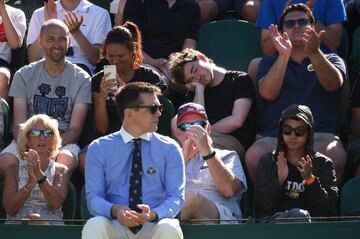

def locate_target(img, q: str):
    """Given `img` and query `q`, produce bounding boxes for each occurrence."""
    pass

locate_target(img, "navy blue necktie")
[129,138,143,233]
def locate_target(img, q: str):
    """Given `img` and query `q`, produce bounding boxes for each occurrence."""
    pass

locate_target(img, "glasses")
[281,125,308,137]
[27,129,54,137]
[284,18,310,29]
[177,121,207,131]
[129,104,163,114]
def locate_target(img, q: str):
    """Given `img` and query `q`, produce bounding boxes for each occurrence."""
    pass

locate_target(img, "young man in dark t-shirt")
[168,48,256,157]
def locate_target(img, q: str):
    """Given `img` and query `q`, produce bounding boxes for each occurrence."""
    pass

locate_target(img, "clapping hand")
[303,28,324,57]
[64,11,83,35]
[269,24,292,57]
[297,155,313,180]
[44,0,57,21]
[23,149,41,185]
[276,151,289,185]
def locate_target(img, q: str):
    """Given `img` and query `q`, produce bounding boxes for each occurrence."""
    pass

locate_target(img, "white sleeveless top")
[6,159,64,224]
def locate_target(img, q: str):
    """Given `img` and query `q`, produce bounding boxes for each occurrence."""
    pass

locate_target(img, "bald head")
[40,19,70,37]
[39,19,70,63]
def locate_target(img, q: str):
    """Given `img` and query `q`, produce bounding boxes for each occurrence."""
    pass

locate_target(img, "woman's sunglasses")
[177,121,207,131]
[27,129,53,137]
[281,125,308,137]
[129,104,163,114]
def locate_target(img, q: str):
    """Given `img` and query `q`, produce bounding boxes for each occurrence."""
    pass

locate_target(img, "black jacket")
[254,104,338,219]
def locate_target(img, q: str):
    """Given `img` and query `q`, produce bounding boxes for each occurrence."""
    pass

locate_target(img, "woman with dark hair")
[78,22,166,174]
[254,104,338,222]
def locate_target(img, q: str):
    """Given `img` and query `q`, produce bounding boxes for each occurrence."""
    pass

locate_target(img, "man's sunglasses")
[27,129,54,137]
[284,18,310,29]
[129,104,163,114]
[281,125,308,137]
[177,121,207,131]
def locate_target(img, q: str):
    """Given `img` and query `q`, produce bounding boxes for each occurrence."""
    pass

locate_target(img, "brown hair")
[279,3,315,32]
[168,48,213,84]
[102,21,143,69]
[115,82,161,121]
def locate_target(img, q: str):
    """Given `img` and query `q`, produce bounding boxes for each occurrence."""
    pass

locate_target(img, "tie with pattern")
[129,138,143,233]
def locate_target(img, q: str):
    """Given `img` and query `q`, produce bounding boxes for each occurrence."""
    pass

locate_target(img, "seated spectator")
[116,0,201,108]
[347,77,360,177]
[245,3,347,185]
[248,0,347,81]
[77,21,167,174]
[168,48,256,157]
[256,0,347,55]
[173,102,247,224]
[255,104,338,222]
[27,0,112,75]
[3,114,69,224]
[0,19,91,178]
[0,0,26,102]
[82,82,184,238]
[195,0,262,23]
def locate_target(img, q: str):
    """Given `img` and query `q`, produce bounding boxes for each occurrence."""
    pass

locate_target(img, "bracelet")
[202,150,216,161]
[37,175,47,185]
[305,175,316,186]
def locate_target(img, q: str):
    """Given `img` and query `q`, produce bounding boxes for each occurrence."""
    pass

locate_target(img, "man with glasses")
[172,102,247,224]
[83,82,185,239]
[245,3,347,185]
[256,0,347,55]
[254,104,338,222]
[168,48,257,159]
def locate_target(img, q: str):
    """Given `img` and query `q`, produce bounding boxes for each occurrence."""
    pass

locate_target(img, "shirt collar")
[56,0,91,13]
[119,126,151,144]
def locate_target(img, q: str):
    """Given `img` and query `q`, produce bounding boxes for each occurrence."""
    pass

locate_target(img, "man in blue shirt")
[82,82,185,239]
[245,3,347,186]
[256,0,347,55]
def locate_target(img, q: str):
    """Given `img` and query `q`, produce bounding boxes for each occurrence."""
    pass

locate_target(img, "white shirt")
[185,149,248,218]
[0,5,26,63]
[27,0,112,73]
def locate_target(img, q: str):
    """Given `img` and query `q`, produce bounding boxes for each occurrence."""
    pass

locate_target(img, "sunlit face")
[129,93,162,134]
[283,11,312,47]
[281,118,309,151]
[183,60,213,85]
[27,121,54,154]
[106,43,134,73]
[174,113,209,147]
[40,25,70,63]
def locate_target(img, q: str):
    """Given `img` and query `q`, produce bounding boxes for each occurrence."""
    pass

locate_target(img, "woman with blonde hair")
[2,114,70,224]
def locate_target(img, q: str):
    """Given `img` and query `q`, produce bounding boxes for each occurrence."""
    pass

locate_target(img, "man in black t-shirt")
[168,48,257,157]
[116,0,201,109]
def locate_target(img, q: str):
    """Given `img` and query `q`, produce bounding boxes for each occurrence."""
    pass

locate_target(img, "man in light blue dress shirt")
[82,82,185,239]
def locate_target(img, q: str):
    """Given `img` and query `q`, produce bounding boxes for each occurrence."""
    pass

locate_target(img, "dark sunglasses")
[177,120,207,131]
[129,104,163,114]
[281,125,308,137]
[284,18,310,29]
[27,129,54,137]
